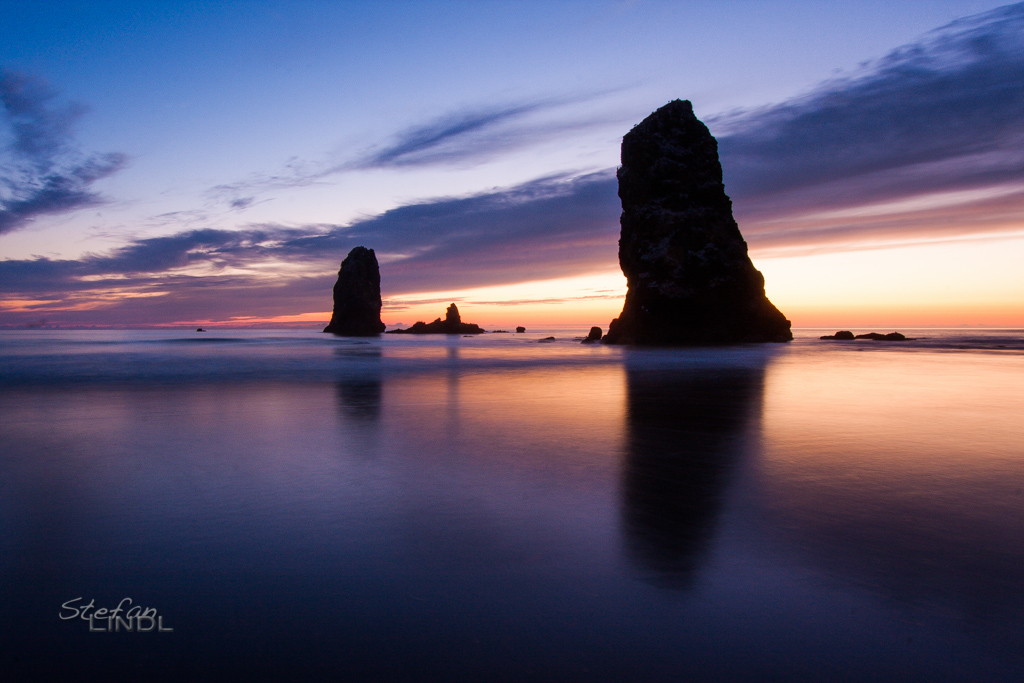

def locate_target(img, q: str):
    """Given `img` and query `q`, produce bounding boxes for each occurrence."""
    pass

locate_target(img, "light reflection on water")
[0,330,1022,681]
[758,350,1024,631]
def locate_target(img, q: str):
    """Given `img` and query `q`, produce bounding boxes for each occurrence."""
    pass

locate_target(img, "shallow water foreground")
[1,330,1022,682]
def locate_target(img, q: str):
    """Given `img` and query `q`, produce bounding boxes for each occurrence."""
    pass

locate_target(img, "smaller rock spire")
[323,246,386,336]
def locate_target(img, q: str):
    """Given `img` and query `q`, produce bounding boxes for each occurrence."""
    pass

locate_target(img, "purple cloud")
[0,70,127,235]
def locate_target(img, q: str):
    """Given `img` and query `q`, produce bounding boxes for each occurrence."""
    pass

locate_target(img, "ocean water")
[1,328,1022,681]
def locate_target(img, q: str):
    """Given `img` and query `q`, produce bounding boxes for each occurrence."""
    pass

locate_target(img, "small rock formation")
[820,330,855,340]
[603,100,792,345]
[538,336,556,342]
[582,326,603,343]
[387,303,485,335]
[516,326,526,333]
[324,246,386,336]
[491,329,511,333]
[855,332,909,341]
[196,328,206,332]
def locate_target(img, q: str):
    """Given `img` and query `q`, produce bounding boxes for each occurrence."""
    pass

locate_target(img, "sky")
[1,0,1022,329]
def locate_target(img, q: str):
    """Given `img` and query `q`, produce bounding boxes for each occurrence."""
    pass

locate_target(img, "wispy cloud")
[208,92,623,206]
[0,70,127,235]
[5,4,1024,324]
[293,170,621,292]
[352,95,620,169]
[714,2,1024,253]
[356,101,553,168]
[0,172,621,325]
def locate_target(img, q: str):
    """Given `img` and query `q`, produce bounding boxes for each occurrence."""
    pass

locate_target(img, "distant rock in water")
[324,247,386,336]
[820,330,855,340]
[516,326,526,333]
[855,332,910,341]
[582,326,603,343]
[603,100,792,346]
[387,303,485,335]
[196,328,206,332]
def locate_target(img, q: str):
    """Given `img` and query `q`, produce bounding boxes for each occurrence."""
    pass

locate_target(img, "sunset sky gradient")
[1,0,1022,328]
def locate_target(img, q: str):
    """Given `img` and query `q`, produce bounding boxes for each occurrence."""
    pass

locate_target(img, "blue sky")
[1,1,1022,326]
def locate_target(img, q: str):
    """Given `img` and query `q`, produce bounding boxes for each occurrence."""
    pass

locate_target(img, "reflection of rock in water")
[334,345,383,422]
[336,378,382,421]
[622,365,764,587]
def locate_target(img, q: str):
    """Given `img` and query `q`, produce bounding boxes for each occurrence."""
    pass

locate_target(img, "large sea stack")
[604,100,792,345]
[323,246,386,336]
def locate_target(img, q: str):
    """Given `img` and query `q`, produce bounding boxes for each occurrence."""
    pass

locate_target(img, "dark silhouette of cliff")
[324,247,386,336]
[604,100,792,345]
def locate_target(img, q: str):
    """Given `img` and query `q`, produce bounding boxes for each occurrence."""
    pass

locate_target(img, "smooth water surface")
[1,329,1022,681]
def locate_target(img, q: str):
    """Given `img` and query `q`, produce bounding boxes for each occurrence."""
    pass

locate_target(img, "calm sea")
[1,328,1022,682]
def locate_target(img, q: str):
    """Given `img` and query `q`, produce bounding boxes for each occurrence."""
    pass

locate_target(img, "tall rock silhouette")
[604,100,792,345]
[323,246,386,336]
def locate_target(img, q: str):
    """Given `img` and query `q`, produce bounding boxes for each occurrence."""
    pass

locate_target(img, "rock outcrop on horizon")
[386,303,485,335]
[855,332,910,341]
[603,100,792,346]
[820,330,914,341]
[323,246,386,336]
[582,326,603,343]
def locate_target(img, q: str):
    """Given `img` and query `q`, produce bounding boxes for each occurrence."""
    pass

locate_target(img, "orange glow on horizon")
[380,270,628,329]
[754,234,1024,328]
[6,235,1022,329]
